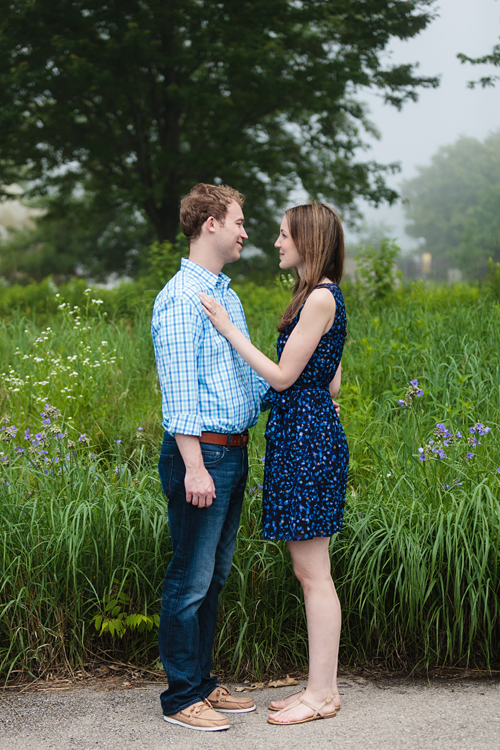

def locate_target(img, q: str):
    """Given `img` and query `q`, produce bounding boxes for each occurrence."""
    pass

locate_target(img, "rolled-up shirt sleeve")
[152,296,203,436]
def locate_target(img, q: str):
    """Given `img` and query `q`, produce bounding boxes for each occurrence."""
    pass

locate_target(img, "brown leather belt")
[200,431,249,448]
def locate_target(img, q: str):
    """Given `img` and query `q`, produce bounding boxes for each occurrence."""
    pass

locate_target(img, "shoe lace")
[213,685,230,699]
[189,700,212,717]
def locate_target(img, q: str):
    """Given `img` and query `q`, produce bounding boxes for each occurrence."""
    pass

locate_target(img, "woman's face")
[275,215,303,274]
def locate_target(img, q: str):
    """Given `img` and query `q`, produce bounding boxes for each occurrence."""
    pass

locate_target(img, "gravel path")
[1,676,499,750]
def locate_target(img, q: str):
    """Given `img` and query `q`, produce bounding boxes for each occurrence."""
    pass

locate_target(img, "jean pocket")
[158,454,174,496]
[200,445,226,467]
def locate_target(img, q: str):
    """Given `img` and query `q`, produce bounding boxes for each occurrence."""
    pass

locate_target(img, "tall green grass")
[1,279,500,680]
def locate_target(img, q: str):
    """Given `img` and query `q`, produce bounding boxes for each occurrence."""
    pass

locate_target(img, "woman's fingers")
[199,292,218,315]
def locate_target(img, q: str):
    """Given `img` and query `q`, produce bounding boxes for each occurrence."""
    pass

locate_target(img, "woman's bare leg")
[268,536,341,722]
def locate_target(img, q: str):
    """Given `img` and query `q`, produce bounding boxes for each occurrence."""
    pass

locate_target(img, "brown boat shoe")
[207,685,256,713]
[163,699,230,731]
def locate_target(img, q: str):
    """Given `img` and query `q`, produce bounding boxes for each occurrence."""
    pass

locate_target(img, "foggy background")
[354,0,500,252]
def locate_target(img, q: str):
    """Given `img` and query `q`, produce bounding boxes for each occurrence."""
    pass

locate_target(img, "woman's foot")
[267,693,337,725]
[268,686,305,711]
[331,691,341,712]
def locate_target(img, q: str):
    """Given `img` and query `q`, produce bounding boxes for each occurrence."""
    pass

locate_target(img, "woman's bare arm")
[199,289,336,392]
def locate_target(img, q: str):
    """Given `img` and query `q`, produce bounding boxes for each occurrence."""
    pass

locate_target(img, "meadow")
[1,277,499,682]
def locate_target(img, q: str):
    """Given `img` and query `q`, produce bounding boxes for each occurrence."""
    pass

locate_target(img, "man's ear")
[205,215,217,234]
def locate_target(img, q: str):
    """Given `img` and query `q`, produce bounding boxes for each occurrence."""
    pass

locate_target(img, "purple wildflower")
[469,426,476,434]
[456,431,462,438]
[410,379,419,387]
[42,418,51,425]
[466,452,474,460]
[398,399,406,406]
[419,454,426,462]
[437,449,447,459]
[416,389,424,397]
[78,434,87,442]
[137,427,143,432]
[115,439,121,445]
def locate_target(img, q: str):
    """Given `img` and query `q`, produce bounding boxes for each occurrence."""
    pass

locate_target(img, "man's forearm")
[174,433,216,508]
[174,433,205,470]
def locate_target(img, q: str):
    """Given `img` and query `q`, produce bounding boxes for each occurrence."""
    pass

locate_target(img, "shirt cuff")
[166,414,202,437]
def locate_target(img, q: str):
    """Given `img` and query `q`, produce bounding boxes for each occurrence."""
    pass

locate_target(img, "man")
[151,183,267,732]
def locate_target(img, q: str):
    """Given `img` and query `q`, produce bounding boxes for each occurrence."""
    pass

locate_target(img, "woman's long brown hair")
[278,202,344,333]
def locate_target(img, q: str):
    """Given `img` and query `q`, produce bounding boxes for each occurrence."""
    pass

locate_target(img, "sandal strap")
[270,686,305,707]
[299,695,335,719]
[274,697,302,714]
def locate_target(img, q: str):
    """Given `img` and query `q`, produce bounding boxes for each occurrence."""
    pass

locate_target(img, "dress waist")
[264,384,336,442]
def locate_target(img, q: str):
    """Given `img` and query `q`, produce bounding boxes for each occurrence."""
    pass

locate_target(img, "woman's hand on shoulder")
[199,293,234,337]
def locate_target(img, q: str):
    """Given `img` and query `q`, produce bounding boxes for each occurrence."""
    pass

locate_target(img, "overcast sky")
[352,0,500,250]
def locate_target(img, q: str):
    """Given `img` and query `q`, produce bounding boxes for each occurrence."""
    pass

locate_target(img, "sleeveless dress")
[262,283,348,541]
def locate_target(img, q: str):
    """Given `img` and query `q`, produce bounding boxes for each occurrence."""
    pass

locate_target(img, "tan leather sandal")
[267,695,337,725]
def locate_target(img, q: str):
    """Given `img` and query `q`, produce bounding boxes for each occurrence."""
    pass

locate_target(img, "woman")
[199,202,348,726]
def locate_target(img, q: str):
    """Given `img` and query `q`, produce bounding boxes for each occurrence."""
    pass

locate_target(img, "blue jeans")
[157,433,248,716]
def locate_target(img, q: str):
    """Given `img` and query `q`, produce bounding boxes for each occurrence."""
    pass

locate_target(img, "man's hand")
[184,466,216,508]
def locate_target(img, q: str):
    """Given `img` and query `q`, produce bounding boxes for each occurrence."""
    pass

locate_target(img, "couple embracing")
[151,183,348,731]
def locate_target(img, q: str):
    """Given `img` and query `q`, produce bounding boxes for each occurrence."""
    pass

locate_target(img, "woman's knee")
[292,561,331,590]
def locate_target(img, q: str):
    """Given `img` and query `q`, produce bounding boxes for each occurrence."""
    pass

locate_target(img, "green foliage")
[138,235,188,290]
[354,238,401,302]
[91,580,159,638]
[0,196,154,283]
[486,258,500,299]
[458,37,500,89]
[403,131,500,278]
[1,280,500,680]
[0,0,438,266]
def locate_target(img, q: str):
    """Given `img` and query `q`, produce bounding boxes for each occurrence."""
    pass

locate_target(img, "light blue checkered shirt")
[152,258,268,436]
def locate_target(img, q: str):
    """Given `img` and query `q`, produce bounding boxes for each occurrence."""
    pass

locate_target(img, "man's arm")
[153,296,215,507]
[174,434,216,508]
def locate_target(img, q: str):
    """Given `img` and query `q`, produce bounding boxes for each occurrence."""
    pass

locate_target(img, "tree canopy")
[458,37,500,89]
[402,131,500,278]
[0,0,438,276]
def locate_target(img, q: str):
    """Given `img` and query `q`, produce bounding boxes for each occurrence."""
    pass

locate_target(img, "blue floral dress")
[262,283,348,541]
